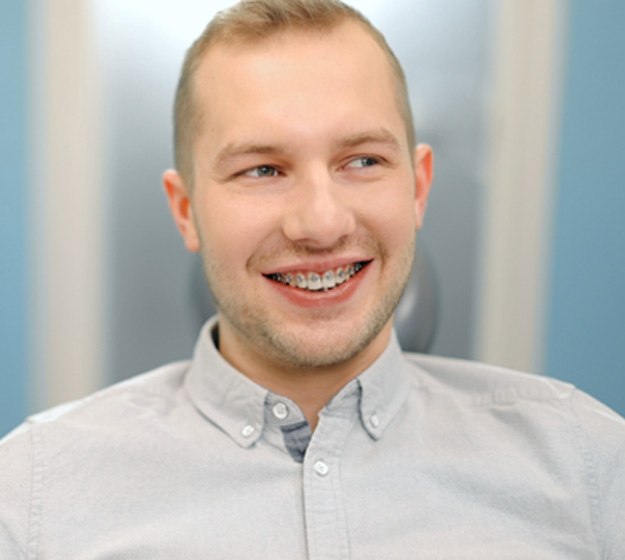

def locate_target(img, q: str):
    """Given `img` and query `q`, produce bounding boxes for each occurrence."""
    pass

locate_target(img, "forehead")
[192,23,405,151]
[199,20,390,76]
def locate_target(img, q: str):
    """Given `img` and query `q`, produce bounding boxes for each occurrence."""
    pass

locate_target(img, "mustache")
[248,234,384,265]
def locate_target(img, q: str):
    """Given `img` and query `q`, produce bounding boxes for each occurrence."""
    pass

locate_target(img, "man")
[1,0,624,558]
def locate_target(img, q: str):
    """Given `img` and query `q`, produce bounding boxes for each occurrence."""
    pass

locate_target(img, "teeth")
[336,267,347,285]
[271,263,366,292]
[322,270,336,290]
[307,272,322,291]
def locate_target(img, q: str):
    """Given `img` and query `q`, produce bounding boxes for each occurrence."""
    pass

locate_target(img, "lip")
[262,259,373,308]
[260,256,372,276]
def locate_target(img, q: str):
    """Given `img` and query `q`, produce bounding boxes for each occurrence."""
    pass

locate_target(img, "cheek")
[362,186,418,245]
[198,195,279,266]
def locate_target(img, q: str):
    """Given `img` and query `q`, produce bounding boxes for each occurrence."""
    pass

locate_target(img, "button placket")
[302,411,354,560]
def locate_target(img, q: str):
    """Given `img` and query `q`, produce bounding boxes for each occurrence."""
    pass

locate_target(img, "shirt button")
[272,402,289,420]
[241,424,255,438]
[370,413,380,428]
[314,460,330,477]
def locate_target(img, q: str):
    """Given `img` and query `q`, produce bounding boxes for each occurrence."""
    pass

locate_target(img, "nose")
[282,169,357,248]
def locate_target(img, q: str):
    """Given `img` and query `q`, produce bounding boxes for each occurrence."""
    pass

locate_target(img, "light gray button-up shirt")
[1,319,624,559]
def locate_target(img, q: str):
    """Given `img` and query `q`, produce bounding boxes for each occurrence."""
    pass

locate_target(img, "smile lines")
[265,262,367,292]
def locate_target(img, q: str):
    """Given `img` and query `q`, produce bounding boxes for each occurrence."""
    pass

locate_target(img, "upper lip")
[261,257,373,275]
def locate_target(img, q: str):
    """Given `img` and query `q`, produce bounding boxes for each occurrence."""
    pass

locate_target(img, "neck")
[217,322,392,430]
[260,366,358,430]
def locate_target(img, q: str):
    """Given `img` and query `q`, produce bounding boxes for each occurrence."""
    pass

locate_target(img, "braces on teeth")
[269,263,364,291]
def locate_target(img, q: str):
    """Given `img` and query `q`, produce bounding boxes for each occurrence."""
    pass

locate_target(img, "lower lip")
[264,265,371,308]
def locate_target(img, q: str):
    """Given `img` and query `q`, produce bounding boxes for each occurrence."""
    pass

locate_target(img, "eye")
[345,156,380,169]
[243,165,280,178]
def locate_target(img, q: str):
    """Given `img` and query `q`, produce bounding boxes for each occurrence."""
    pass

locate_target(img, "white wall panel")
[477,0,564,372]
[31,0,104,408]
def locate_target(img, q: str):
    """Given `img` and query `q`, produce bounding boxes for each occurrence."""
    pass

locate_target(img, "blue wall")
[0,1,29,436]
[546,0,625,415]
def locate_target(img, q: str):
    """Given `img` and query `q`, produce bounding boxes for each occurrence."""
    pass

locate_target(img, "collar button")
[272,402,289,420]
[241,424,256,438]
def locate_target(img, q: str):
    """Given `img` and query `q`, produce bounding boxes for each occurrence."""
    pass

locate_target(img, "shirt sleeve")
[0,423,33,560]
[571,389,625,559]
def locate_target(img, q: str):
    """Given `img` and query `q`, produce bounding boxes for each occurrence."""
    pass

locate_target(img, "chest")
[39,413,597,559]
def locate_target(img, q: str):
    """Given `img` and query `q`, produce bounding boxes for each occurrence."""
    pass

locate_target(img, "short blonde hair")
[173,0,415,186]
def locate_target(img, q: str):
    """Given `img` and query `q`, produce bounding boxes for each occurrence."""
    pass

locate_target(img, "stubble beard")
[200,234,416,371]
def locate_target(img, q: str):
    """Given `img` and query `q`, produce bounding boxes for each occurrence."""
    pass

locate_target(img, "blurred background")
[2,0,624,436]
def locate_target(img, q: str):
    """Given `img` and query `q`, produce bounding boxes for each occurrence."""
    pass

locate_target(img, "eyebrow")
[215,143,287,167]
[214,128,402,166]
[334,128,402,152]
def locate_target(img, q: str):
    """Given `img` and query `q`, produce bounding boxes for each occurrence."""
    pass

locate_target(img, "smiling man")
[1,1,624,558]
[163,15,431,430]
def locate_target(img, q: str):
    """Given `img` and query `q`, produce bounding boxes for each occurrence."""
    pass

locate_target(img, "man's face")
[165,22,432,376]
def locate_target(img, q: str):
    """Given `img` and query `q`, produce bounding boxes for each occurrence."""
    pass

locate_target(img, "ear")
[163,169,200,253]
[413,143,434,229]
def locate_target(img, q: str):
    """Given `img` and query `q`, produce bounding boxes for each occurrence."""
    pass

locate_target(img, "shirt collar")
[354,331,412,440]
[185,317,413,448]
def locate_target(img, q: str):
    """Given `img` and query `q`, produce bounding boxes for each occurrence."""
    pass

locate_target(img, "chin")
[260,310,392,370]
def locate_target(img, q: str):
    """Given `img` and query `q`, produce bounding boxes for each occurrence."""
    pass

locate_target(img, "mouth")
[263,260,372,292]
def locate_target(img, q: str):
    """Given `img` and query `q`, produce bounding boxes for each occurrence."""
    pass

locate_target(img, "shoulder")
[0,360,193,555]
[0,358,192,469]
[404,352,578,402]
[37,359,189,426]
[403,351,625,434]
[402,352,625,553]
